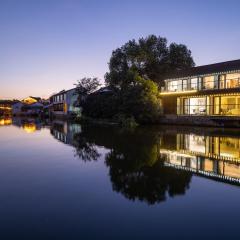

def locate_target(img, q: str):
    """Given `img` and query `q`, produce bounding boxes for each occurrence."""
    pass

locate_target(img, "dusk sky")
[1,0,240,99]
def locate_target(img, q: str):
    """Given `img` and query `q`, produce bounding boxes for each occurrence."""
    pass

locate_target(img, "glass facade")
[177,95,240,116]
[164,72,240,93]
[182,97,206,115]
[160,132,240,183]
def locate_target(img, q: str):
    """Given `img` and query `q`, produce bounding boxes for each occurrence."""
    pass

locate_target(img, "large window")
[167,80,182,91]
[183,97,206,115]
[182,79,188,90]
[226,73,240,88]
[219,75,225,89]
[190,78,198,90]
[220,96,240,115]
[203,76,215,89]
[213,96,220,114]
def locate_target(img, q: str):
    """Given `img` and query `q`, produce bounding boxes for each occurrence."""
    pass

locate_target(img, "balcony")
[161,77,240,94]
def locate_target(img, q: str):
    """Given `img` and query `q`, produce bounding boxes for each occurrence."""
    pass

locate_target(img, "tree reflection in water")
[72,124,192,204]
[73,133,100,162]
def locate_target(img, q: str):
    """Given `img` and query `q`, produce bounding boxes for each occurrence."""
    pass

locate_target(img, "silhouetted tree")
[73,132,101,162]
[105,35,195,88]
[71,124,192,204]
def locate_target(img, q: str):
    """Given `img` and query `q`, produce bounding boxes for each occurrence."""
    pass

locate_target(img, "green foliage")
[82,91,119,119]
[78,35,194,124]
[113,113,138,128]
[75,77,101,98]
[105,34,195,87]
[119,73,162,123]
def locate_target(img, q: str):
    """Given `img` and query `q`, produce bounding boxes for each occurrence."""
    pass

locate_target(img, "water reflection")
[2,117,240,204]
[0,118,12,126]
[160,128,240,184]
[53,123,240,203]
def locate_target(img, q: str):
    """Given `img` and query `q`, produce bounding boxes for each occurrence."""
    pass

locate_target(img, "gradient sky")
[1,0,240,99]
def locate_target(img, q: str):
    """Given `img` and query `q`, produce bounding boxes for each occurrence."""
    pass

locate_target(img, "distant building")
[12,96,44,116]
[12,102,25,116]
[0,100,18,116]
[21,102,44,115]
[160,59,240,117]
[49,88,81,117]
[22,96,41,105]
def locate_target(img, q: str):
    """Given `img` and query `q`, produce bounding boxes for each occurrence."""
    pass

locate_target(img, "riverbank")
[77,115,240,128]
[159,115,240,128]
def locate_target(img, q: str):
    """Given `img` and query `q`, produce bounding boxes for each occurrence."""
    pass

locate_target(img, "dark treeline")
[75,35,195,125]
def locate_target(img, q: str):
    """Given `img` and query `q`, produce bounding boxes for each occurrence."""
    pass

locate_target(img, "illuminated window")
[182,79,188,90]
[190,78,198,90]
[219,75,225,89]
[167,80,178,91]
[182,97,206,115]
[226,73,240,88]
[183,98,189,114]
[220,96,240,115]
[213,96,220,114]
[203,76,215,89]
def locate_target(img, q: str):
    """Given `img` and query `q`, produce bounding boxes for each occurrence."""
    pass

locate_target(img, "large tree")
[105,35,195,88]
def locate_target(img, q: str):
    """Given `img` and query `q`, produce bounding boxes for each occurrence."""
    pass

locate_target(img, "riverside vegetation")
[75,35,195,126]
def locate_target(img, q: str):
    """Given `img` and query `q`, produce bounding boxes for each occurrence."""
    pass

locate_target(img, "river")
[0,117,240,239]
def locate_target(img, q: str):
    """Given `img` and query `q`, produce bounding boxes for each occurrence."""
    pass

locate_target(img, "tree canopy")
[76,35,195,124]
[105,35,195,88]
[75,77,101,96]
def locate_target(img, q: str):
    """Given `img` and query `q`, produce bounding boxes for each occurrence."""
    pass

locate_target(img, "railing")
[162,77,240,93]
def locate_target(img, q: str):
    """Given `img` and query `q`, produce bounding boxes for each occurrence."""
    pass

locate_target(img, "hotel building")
[160,59,240,117]
[49,88,81,117]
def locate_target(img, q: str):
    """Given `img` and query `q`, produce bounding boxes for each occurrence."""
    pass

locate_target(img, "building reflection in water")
[0,118,12,126]
[160,130,240,184]
[50,122,240,203]
[12,118,45,133]
[50,120,81,145]
[3,118,240,204]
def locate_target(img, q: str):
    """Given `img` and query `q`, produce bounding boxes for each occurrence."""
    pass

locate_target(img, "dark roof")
[0,100,19,104]
[95,86,113,93]
[50,88,76,97]
[30,96,41,101]
[165,59,240,79]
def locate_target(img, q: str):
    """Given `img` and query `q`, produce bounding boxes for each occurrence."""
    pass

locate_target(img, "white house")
[12,102,25,116]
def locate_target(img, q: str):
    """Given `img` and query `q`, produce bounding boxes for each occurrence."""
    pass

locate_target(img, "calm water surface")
[0,118,240,239]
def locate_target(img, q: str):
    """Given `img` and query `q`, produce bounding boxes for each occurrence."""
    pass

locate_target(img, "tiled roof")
[165,59,240,79]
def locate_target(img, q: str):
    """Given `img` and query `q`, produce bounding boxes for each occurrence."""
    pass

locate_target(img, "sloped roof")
[165,59,240,79]
[29,96,41,101]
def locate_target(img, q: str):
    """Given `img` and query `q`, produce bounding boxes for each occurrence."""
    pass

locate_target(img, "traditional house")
[0,100,19,116]
[160,59,240,118]
[21,102,44,115]
[49,88,81,117]
[22,96,41,105]
[12,102,25,116]
[12,96,44,116]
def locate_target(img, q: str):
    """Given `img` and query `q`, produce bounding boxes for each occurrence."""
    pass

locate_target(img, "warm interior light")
[160,90,197,95]
[22,97,38,105]
[23,123,37,133]
[0,119,12,125]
